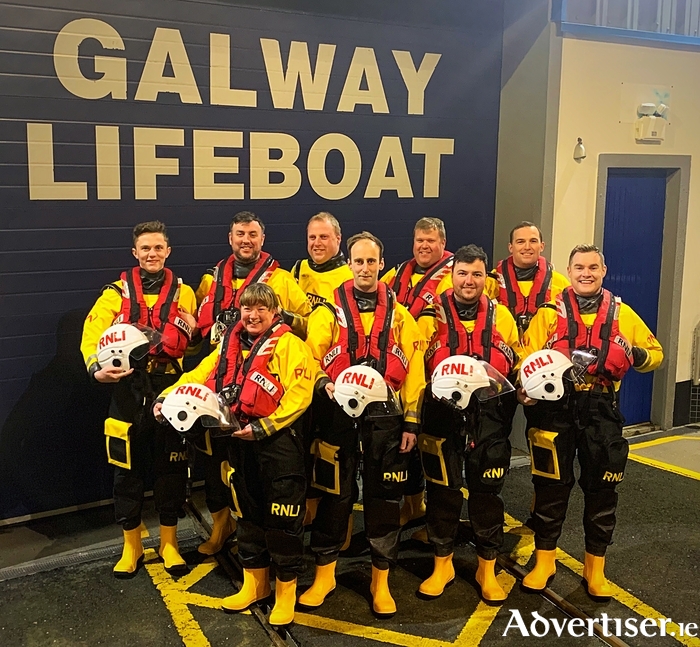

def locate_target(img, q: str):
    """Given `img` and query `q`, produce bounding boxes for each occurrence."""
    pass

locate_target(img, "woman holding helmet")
[155,283,316,627]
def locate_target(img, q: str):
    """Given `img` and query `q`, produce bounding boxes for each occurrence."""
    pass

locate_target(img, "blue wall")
[0,0,505,520]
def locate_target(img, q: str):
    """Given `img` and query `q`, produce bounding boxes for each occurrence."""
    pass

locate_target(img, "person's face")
[413,227,446,269]
[240,303,275,337]
[307,220,341,264]
[349,239,384,292]
[452,260,486,304]
[229,221,265,262]
[132,233,171,273]
[508,226,545,269]
[567,251,607,297]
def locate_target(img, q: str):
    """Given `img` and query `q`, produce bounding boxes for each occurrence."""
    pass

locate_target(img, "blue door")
[602,169,665,425]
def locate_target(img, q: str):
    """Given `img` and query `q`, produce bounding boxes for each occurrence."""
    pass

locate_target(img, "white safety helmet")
[431,355,491,409]
[334,365,400,418]
[97,324,151,371]
[519,349,573,401]
[161,384,236,432]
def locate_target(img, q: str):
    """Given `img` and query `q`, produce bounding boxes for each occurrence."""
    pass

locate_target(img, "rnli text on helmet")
[174,385,210,402]
[99,329,127,349]
[342,372,375,390]
[441,361,474,376]
[521,353,555,379]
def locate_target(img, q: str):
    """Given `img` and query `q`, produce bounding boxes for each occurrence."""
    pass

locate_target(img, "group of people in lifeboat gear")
[81,212,663,624]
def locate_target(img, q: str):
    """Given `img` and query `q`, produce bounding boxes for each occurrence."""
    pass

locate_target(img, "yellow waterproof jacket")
[159,330,316,439]
[196,262,312,338]
[381,265,453,296]
[306,296,426,428]
[485,264,569,309]
[522,300,663,389]
[80,278,197,374]
[291,258,353,307]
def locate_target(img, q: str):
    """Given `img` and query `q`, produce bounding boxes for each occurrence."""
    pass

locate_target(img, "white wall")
[552,37,700,382]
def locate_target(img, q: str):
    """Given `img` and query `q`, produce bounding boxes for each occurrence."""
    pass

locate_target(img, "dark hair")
[230,211,265,234]
[453,244,488,270]
[568,244,606,267]
[414,217,446,241]
[239,283,279,311]
[347,231,384,259]
[509,220,543,243]
[132,221,168,246]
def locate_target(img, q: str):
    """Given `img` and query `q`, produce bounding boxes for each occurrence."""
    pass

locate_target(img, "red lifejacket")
[390,251,453,318]
[206,318,290,422]
[116,267,191,359]
[496,256,552,322]
[198,252,279,336]
[321,281,408,391]
[548,287,633,384]
[425,291,515,378]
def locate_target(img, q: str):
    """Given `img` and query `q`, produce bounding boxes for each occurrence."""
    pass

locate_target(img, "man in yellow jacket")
[416,244,522,603]
[155,283,316,627]
[300,232,426,617]
[195,211,312,555]
[519,244,663,599]
[381,217,454,526]
[486,221,569,338]
[80,221,198,578]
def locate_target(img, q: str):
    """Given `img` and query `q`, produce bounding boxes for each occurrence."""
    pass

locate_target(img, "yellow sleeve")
[380,266,397,286]
[195,272,214,307]
[80,282,122,370]
[416,308,438,343]
[618,304,664,373]
[269,268,312,338]
[305,303,338,383]
[549,271,570,302]
[256,334,317,436]
[178,284,198,316]
[521,305,557,358]
[495,304,523,372]
[484,273,500,300]
[435,272,453,294]
[395,304,426,427]
[158,347,221,399]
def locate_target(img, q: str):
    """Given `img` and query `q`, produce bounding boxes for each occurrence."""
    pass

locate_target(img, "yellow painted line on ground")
[628,435,700,451]
[627,453,700,482]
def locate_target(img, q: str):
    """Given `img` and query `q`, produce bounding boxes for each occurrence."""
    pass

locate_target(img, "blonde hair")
[308,211,341,236]
[414,217,446,241]
[239,283,279,311]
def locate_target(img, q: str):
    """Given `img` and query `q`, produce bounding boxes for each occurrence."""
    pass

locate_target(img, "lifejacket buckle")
[219,384,241,406]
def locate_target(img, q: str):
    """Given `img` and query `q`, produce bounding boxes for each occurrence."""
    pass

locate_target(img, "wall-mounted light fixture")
[635,103,668,142]
[573,137,586,161]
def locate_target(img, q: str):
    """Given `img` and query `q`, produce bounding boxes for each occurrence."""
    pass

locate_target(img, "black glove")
[631,346,648,368]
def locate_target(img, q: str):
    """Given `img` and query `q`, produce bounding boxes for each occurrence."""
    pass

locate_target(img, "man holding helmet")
[416,244,521,603]
[195,211,312,556]
[80,221,198,578]
[155,283,316,627]
[381,217,453,527]
[519,244,663,599]
[301,231,425,616]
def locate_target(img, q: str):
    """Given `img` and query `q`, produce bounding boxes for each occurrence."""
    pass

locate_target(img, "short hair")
[568,244,606,267]
[510,221,543,243]
[453,244,489,270]
[239,283,279,311]
[133,221,168,246]
[308,212,341,237]
[347,231,384,259]
[230,211,265,234]
[414,217,446,241]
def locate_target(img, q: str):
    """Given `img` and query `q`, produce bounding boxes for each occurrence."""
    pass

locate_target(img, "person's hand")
[517,387,536,406]
[153,402,164,422]
[400,431,417,453]
[325,382,336,401]
[233,424,255,441]
[178,309,198,333]
[94,366,133,383]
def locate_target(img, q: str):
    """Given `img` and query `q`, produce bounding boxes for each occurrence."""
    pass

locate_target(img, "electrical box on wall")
[635,115,666,142]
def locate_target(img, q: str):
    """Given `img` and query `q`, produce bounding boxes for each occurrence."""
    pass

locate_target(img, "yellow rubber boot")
[370,566,396,616]
[475,557,506,603]
[269,578,297,626]
[340,514,353,552]
[522,549,557,592]
[302,498,321,526]
[198,508,236,556]
[222,567,271,612]
[400,493,426,526]
[298,562,337,608]
[583,552,613,600]
[418,554,455,597]
[113,527,144,578]
[159,525,188,574]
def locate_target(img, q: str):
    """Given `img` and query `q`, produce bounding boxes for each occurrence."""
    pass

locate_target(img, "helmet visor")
[201,394,241,433]
[474,361,515,401]
[558,348,597,384]
[131,324,164,359]
[364,385,402,419]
